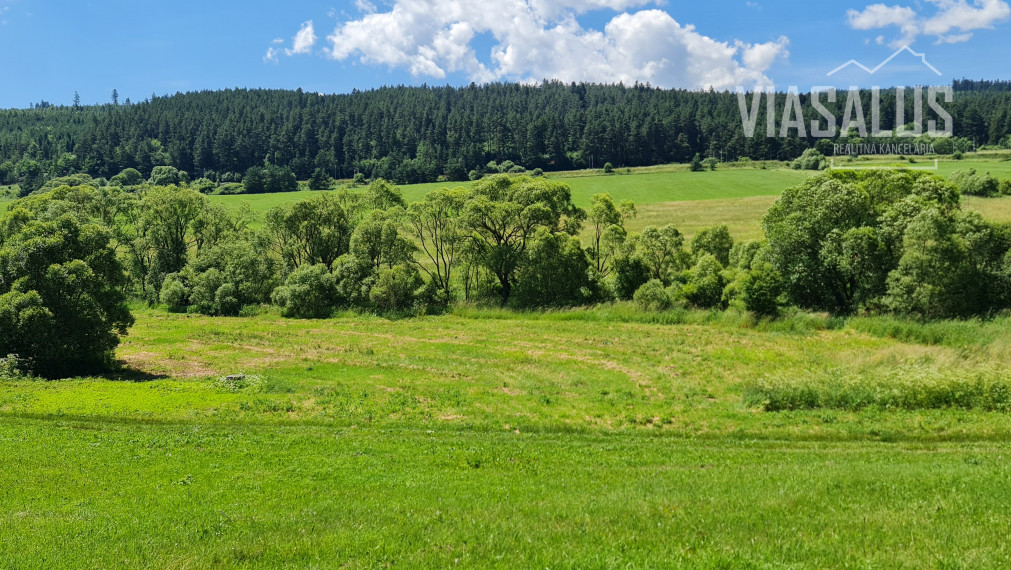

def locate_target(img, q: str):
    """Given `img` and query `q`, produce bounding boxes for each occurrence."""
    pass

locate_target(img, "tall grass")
[450,302,840,334]
[745,366,1011,412]
[847,315,1010,348]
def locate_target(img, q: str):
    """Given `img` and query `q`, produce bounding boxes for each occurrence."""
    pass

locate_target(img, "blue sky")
[1,0,1009,108]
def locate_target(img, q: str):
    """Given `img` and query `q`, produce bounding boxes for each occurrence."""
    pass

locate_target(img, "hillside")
[2,82,1010,194]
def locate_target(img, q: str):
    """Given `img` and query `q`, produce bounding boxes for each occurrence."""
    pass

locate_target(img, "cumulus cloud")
[287,21,317,56]
[294,0,789,89]
[847,0,1011,47]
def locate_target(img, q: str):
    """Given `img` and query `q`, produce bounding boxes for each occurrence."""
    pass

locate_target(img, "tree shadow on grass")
[107,362,169,383]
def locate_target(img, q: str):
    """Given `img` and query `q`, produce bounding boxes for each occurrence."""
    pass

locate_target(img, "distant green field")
[5,307,1011,566]
[209,167,812,217]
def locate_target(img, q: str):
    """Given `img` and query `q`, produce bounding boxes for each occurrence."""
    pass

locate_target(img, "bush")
[309,168,332,191]
[271,264,337,319]
[791,149,827,171]
[0,354,31,380]
[513,229,601,308]
[150,166,184,186]
[603,162,614,174]
[690,225,733,266]
[244,164,298,194]
[689,154,704,172]
[370,265,424,312]
[739,262,785,316]
[109,168,144,187]
[611,255,651,300]
[683,254,726,309]
[160,273,190,312]
[190,178,217,194]
[634,279,674,311]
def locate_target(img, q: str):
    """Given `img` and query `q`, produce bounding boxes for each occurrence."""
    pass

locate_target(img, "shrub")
[690,225,733,266]
[684,254,726,309]
[309,168,332,191]
[159,273,190,312]
[739,262,786,316]
[603,162,614,174]
[791,149,827,171]
[109,168,144,187]
[190,178,217,194]
[0,354,31,380]
[150,166,184,186]
[513,229,601,308]
[370,265,424,312]
[188,268,226,315]
[611,255,651,300]
[271,264,337,319]
[689,153,704,172]
[634,279,674,311]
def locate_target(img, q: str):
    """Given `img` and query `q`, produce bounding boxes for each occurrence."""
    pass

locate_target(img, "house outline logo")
[827,45,943,77]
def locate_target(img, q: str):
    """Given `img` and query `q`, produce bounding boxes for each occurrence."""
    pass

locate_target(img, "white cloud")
[286,20,317,56]
[311,1,788,89]
[847,0,1010,48]
[264,46,280,64]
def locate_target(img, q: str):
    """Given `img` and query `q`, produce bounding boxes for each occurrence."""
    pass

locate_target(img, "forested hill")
[3,81,1011,191]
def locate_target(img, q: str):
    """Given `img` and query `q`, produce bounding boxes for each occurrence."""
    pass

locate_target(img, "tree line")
[2,82,1011,194]
[4,170,1011,378]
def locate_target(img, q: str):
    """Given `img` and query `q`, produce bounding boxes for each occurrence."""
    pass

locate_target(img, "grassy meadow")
[7,157,1011,566]
[5,307,1011,566]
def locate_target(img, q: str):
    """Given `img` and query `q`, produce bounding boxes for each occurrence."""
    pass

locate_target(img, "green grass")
[207,158,1011,240]
[5,419,1011,568]
[9,161,1011,566]
[5,306,1011,565]
[208,166,811,218]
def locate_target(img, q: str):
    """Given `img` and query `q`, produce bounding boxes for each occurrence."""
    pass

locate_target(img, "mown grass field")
[5,306,1011,566]
[208,166,813,216]
[205,157,1011,241]
[6,159,1011,566]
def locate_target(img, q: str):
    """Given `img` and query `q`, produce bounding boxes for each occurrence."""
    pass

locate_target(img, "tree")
[884,208,981,319]
[587,193,635,276]
[243,166,267,194]
[73,91,81,109]
[369,265,424,312]
[350,209,414,272]
[110,168,145,187]
[690,225,734,266]
[512,228,599,308]
[309,168,332,191]
[690,153,704,172]
[0,212,134,377]
[739,262,785,316]
[112,89,119,106]
[461,175,584,305]
[681,254,726,309]
[265,194,354,272]
[140,186,207,278]
[149,166,183,186]
[404,187,468,298]
[635,225,686,285]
